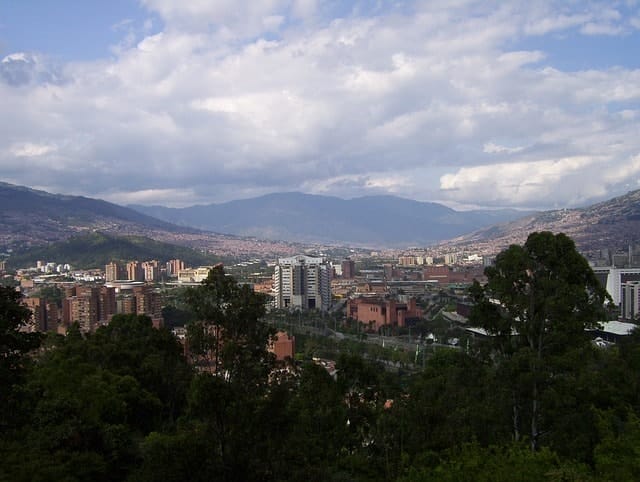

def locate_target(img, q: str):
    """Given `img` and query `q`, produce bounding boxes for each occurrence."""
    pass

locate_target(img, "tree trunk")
[531,380,538,451]
[512,391,520,442]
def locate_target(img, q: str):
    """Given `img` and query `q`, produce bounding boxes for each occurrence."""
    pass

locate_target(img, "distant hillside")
[0,182,319,259]
[447,189,640,254]
[6,232,221,270]
[0,181,202,251]
[130,192,532,247]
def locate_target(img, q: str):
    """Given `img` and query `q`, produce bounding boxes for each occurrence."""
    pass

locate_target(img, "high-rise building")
[126,261,144,281]
[99,286,117,322]
[23,297,46,331]
[142,260,159,282]
[273,255,331,311]
[592,267,640,306]
[341,258,356,279]
[105,262,120,282]
[63,286,99,333]
[621,281,640,321]
[167,259,185,277]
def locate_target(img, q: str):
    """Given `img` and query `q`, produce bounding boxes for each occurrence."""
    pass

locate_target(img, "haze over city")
[1,1,640,209]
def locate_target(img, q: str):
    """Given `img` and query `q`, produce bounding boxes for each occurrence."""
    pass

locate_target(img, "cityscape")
[3,1,640,480]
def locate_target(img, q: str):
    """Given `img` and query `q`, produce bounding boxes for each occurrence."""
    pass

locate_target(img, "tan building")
[105,262,120,282]
[166,259,185,277]
[23,297,46,332]
[178,266,213,283]
[63,287,99,333]
[142,260,159,282]
[126,261,144,282]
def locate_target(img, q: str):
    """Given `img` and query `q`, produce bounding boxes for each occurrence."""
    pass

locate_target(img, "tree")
[0,285,41,429]
[470,232,610,451]
[183,265,274,386]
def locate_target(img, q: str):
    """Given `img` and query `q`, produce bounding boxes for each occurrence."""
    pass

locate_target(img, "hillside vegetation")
[6,232,221,269]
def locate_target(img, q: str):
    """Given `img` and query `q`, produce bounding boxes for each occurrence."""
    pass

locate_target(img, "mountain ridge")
[446,188,640,255]
[129,192,532,247]
[0,182,302,259]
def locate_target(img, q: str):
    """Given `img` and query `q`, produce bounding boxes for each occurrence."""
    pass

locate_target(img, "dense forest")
[2,233,640,481]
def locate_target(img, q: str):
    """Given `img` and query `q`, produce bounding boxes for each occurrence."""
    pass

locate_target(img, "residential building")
[166,259,185,277]
[23,297,46,331]
[63,286,99,333]
[126,261,144,281]
[142,260,159,282]
[105,262,124,282]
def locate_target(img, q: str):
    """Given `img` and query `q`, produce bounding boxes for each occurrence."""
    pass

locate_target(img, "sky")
[1,1,640,210]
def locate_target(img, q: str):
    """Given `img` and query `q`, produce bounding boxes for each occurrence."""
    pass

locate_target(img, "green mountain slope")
[7,232,221,270]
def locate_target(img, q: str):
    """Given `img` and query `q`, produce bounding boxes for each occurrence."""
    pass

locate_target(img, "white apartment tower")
[273,255,331,311]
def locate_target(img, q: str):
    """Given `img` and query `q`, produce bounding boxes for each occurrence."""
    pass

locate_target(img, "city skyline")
[1,1,640,210]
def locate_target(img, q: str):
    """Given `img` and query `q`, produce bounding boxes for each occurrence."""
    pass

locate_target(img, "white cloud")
[9,142,57,157]
[581,22,624,35]
[483,142,524,154]
[0,1,639,209]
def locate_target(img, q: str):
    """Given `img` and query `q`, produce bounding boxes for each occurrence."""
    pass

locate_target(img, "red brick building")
[269,331,295,361]
[346,297,423,331]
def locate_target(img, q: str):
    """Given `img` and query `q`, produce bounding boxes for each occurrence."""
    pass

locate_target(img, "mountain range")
[0,182,299,259]
[129,192,531,247]
[1,181,639,256]
[447,188,640,255]
[0,181,191,246]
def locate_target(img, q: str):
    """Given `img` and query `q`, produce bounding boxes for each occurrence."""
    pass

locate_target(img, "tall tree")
[183,265,275,386]
[0,285,41,429]
[470,232,610,450]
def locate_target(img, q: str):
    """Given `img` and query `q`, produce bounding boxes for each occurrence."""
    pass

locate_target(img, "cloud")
[0,52,65,86]
[9,142,57,157]
[0,1,639,210]
[483,142,525,154]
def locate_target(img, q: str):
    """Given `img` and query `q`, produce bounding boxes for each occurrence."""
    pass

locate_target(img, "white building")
[273,255,331,311]
[177,266,213,283]
[592,267,640,306]
[621,281,640,321]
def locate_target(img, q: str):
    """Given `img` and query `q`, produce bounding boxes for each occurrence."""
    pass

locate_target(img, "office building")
[592,267,640,306]
[273,255,331,311]
[341,258,356,279]
[621,281,640,321]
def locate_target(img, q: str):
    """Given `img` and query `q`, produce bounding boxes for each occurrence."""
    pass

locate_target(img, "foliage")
[469,231,610,450]
[183,265,275,386]
[0,285,42,429]
[36,285,64,305]
[7,231,221,269]
[4,240,640,480]
[0,314,192,481]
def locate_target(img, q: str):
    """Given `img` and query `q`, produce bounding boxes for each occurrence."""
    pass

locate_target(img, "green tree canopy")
[183,265,275,387]
[0,285,41,428]
[470,231,610,450]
